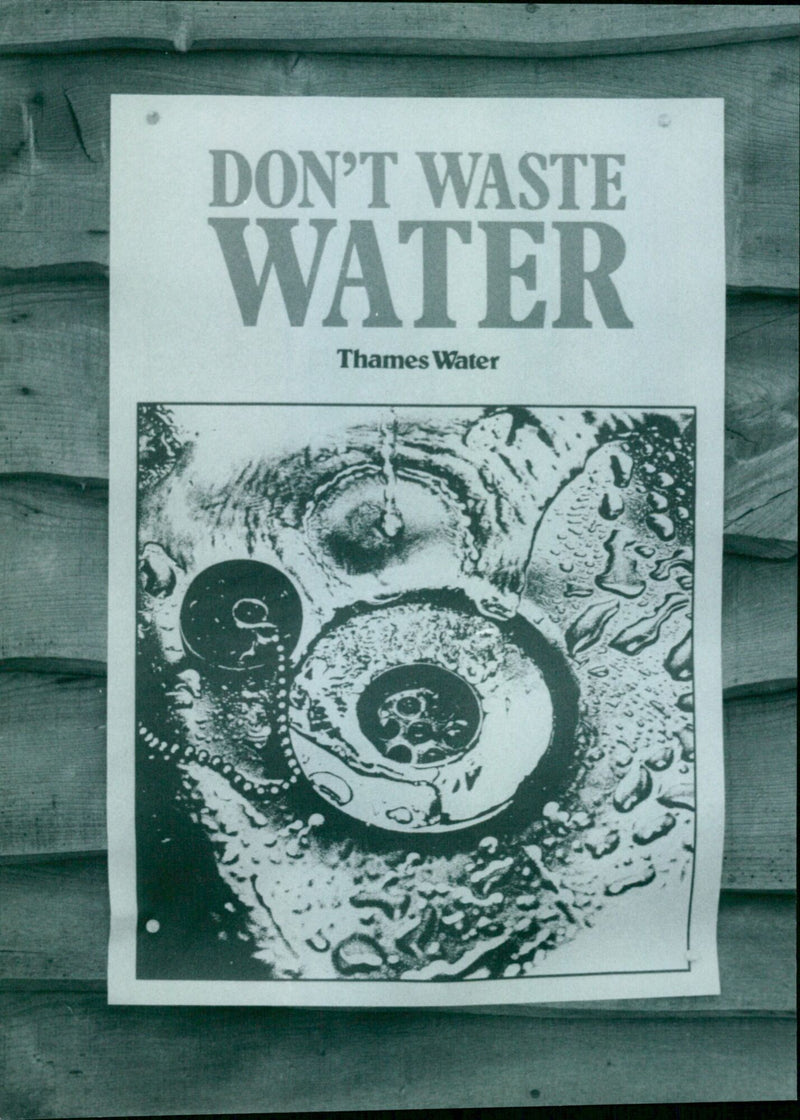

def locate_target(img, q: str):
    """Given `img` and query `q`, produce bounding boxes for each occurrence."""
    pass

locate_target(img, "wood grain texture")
[0,857,109,986]
[1,475,795,682]
[0,277,108,480]
[724,295,799,558]
[1,670,794,887]
[0,993,795,1117]
[0,857,793,1014]
[722,691,797,889]
[2,285,796,556]
[0,673,107,858]
[0,40,797,287]
[0,478,107,669]
[722,555,797,696]
[1,3,797,59]
[724,441,798,559]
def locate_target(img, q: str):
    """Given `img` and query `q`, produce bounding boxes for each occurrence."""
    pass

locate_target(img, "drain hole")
[356,663,482,767]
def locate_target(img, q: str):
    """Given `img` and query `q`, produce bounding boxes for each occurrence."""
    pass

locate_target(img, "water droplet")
[585,828,620,858]
[658,785,695,811]
[535,901,562,922]
[596,530,645,598]
[566,599,619,656]
[648,490,669,512]
[306,930,331,953]
[470,857,515,894]
[599,490,625,520]
[381,503,403,538]
[633,812,676,845]
[479,835,499,855]
[520,927,559,963]
[478,598,516,621]
[675,727,694,762]
[565,583,593,598]
[396,904,439,958]
[350,892,400,919]
[605,864,656,895]
[665,631,692,680]
[677,692,694,712]
[332,933,386,975]
[613,744,633,769]
[645,743,674,771]
[379,413,404,539]
[610,449,633,487]
[309,771,353,806]
[613,764,652,812]
[145,919,160,934]
[516,894,538,910]
[386,806,413,824]
[609,593,688,656]
[543,801,570,834]
[651,550,692,582]
[139,542,179,597]
[646,513,676,541]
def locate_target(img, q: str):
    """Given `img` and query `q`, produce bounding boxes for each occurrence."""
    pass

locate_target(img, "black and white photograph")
[5,9,795,1109]
[135,402,699,984]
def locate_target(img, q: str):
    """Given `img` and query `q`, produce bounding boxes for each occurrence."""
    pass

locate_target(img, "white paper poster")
[108,96,725,1005]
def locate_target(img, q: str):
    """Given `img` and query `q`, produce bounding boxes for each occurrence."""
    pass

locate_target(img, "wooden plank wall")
[0,4,797,1114]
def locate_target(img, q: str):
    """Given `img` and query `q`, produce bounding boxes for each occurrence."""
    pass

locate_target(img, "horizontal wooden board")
[722,691,797,888]
[0,277,108,479]
[725,295,800,456]
[0,856,109,985]
[0,478,108,669]
[721,555,797,696]
[1,475,795,683]
[724,441,798,559]
[1,3,798,59]
[1,669,795,888]
[723,295,799,557]
[0,40,797,288]
[0,673,107,858]
[2,285,796,557]
[0,857,794,1013]
[0,992,795,1117]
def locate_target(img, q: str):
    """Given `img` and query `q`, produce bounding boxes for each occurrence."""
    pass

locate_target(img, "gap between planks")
[0,3,797,58]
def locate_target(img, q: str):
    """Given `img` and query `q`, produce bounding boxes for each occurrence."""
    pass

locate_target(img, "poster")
[108,96,725,1005]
